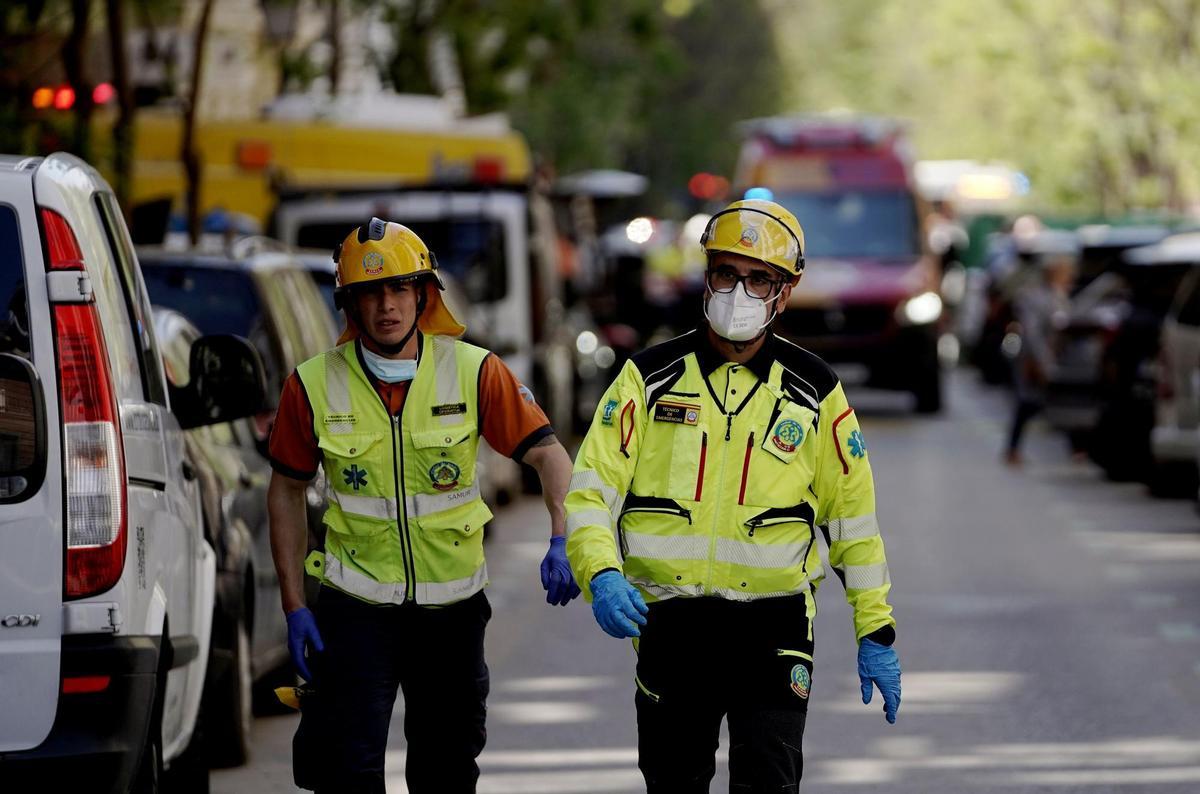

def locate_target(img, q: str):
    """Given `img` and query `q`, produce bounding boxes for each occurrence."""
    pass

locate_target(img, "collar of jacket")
[690,324,778,383]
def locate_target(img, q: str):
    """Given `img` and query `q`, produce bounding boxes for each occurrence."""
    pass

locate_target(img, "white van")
[0,153,264,791]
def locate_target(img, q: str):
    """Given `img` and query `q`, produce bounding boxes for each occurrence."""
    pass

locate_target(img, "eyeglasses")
[706,266,784,299]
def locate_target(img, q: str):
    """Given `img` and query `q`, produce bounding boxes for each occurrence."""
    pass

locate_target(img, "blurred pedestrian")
[1005,252,1077,465]
[267,218,579,794]
[564,199,901,792]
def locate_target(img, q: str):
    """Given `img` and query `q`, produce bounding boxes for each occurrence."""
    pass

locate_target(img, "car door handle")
[182,460,196,481]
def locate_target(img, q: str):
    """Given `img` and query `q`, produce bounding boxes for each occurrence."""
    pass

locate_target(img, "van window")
[0,206,30,359]
[95,194,168,405]
[295,218,508,301]
[777,190,919,260]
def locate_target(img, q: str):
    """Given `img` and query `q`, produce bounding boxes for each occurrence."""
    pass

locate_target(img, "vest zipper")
[391,415,417,603]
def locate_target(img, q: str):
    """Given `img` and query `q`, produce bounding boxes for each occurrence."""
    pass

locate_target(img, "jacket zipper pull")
[725,413,733,441]
[748,525,756,538]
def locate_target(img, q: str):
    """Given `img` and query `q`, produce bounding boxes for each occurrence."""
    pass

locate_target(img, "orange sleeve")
[477,354,554,460]
[268,372,321,480]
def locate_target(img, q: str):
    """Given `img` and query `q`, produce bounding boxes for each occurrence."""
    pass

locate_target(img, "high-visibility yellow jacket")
[297,335,493,605]
[565,329,894,640]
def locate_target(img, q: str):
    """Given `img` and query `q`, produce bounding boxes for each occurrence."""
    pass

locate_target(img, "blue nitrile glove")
[858,637,901,724]
[286,607,324,682]
[540,536,582,606]
[590,570,649,638]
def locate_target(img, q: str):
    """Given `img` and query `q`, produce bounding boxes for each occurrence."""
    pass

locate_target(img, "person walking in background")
[564,198,901,792]
[1006,252,1077,465]
[267,218,579,794]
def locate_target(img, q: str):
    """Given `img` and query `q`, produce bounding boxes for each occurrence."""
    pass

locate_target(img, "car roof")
[1125,231,1200,265]
[136,244,302,273]
[1077,224,1170,250]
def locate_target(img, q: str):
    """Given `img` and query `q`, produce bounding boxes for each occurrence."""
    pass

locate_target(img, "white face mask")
[705,282,780,342]
[361,345,418,383]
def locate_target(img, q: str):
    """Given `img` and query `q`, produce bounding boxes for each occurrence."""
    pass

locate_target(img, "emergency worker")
[565,199,902,792]
[267,218,579,793]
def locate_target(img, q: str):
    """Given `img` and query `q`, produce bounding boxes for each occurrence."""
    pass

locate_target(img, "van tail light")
[41,208,128,599]
[62,675,111,695]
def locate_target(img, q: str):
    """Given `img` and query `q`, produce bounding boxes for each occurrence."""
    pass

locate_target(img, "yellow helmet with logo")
[333,217,465,343]
[700,199,805,278]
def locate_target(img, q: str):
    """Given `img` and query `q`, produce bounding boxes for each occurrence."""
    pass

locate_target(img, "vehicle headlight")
[576,331,598,356]
[898,292,943,325]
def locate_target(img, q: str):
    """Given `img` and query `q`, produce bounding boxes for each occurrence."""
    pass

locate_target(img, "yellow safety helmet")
[332,217,465,343]
[700,199,805,278]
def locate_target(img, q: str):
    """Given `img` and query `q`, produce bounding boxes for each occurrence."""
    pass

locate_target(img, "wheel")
[1147,460,1199,499]
[913,364,943,414]
[203,612,252,767]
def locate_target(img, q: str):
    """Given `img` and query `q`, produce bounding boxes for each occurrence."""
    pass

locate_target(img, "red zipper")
[738,431,754,505]
[694,432,708,501]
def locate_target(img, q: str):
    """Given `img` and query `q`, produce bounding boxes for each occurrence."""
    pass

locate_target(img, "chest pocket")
[318,432,385,494]
[744,400,817,507]
[410,426,476,491]
[634,400,706,502]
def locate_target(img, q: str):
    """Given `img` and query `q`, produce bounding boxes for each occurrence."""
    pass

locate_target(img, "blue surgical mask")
[361,345,418,383]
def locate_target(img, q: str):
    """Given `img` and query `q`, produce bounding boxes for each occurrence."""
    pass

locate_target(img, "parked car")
[137,237,335,534]
[1045,234,1193,480]
[155,307,290,766]
[0,152,261,791]
[1143,234,1200,496]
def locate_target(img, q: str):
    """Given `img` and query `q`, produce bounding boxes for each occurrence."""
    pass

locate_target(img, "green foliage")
[769,0,1200,213]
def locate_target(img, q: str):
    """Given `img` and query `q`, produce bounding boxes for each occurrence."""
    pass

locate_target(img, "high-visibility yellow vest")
[565,329,894,640]
[297,335,493,605]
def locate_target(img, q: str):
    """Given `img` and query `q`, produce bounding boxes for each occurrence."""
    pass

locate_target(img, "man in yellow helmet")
[565,199,902,791]
[267,218,579,793]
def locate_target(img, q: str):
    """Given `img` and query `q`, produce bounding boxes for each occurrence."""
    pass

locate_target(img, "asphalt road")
[214,370,1200,793]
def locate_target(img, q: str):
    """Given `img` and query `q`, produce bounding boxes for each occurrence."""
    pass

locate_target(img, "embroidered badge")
[343,464,368,491]
[431,402,467,417]
[518,384,535,404]
[601,398,619,426]
[324,413,358,426]
[790,664,810,699]
[653,401,700,425]
[848,429,867,459]
[772,418,804,453]
[362,251,385,276]
[429,461,461,491]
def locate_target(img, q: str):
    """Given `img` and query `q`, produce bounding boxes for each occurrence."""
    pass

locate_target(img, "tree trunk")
[63,0,93,160]
[105,0,134,219]
[182,0,216,245]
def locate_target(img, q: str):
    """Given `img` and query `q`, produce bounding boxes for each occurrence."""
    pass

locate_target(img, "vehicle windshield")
[295,218,508,301]
[776,190,919,260]
[0,207,29,358]
[139,262,262,338]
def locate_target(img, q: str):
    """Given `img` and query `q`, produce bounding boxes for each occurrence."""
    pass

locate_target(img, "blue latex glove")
[540,536,582,606]
[858,637,901,724]
[286,607,324,682]
[590,570,649,638]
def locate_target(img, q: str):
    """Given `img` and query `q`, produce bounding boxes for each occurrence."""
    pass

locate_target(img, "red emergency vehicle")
[736,114,942,412]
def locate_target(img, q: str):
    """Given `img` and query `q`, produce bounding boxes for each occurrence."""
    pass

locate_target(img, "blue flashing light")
[743,187,775,201]
[1013,172,1031,196]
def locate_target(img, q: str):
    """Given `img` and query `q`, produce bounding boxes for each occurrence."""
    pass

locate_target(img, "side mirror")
[0,353,47,502]
[174,335,268,430]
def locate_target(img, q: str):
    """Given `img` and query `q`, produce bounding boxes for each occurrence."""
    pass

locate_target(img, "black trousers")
[635,594,814,794]
[295,585,491,794]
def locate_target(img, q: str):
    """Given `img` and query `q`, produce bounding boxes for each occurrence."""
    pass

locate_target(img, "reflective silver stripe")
[330,490,395,520]
[566,508,612,536]
[406,482,482,518]
[826,514,880,543]
[710,582,810,602]
[568,470,620,513]
[842,561,890,590]
[415,562,489,604]
[433,335,461,427]
[714,538,808,569]
[628,577,703,599]
[623,531,709,561]
[323,554,407,604]
[325,348,355,435]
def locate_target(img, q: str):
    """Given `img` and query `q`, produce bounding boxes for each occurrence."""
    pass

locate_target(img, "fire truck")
[736,114,943,412]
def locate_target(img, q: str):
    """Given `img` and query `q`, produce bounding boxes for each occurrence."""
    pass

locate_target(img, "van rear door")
[0,167,63,751]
